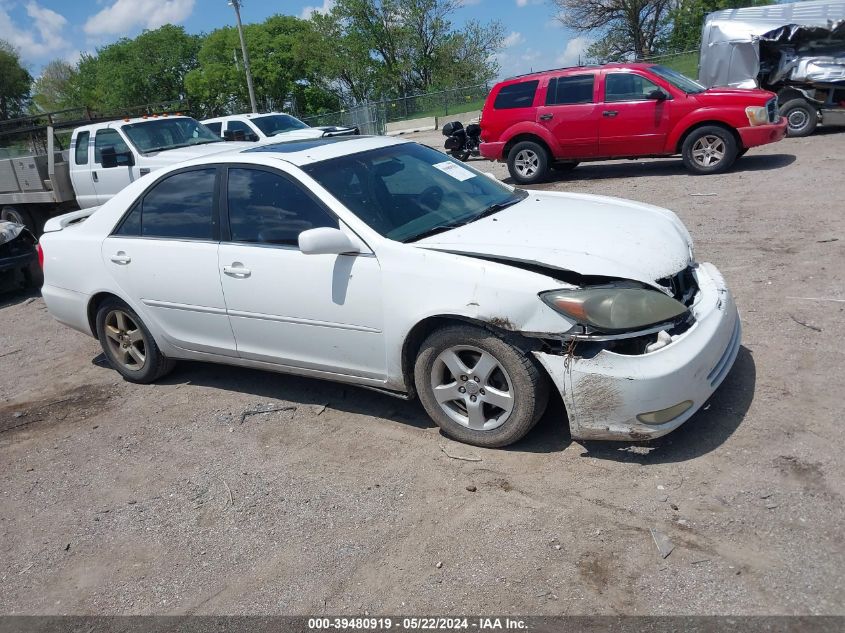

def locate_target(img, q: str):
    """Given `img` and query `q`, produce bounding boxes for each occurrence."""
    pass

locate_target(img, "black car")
[0,221,40,292]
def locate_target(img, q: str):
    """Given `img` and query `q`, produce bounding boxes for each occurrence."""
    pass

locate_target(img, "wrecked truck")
[38,137,740,448]
[700,0,845,136]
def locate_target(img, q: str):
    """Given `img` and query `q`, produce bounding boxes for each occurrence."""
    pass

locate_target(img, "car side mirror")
[100,146,135,168]
[648,88,668,101]
[299,227,361,255]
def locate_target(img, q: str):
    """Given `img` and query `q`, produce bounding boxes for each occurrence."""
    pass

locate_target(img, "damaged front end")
[0,221,40,292]
[530,263,740,442]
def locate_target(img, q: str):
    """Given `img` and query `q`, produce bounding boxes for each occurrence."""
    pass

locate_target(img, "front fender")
[665,109,743,153]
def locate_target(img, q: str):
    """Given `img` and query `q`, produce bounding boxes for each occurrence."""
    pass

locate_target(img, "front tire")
[95,298,174,384]
[681,126,738,175]
[780,98,818,137]
[414,325,549,448]
[507,140,550,185]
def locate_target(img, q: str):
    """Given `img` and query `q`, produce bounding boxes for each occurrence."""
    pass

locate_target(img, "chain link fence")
[301,83,490,135]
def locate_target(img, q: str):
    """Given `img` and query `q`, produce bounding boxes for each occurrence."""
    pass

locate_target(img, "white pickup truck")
[0,115,247,234]
[202,112,358,143]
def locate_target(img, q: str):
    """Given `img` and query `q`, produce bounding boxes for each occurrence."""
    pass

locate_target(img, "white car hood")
[416,191,694,287]
[265,128,326,141]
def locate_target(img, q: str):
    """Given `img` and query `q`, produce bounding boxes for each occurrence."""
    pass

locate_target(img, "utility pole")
[229,0,258,113]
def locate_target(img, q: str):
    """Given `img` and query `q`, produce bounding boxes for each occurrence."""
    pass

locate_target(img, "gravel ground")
[1,130,843,616]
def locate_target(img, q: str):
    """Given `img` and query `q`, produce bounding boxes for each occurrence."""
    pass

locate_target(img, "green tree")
[185,15,339,117]
[74,25,200,112]
[31,60,80,112]
[0,40,32,120]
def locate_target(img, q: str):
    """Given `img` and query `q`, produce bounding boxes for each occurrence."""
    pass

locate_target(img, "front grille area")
[657,266,698,307]
[767,97,779,123]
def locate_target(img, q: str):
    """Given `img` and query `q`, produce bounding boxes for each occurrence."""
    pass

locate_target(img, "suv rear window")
[493,81,539,109]
[546,75,595,105]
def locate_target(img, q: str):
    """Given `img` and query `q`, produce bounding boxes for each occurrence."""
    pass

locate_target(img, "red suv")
[479,63,788,183]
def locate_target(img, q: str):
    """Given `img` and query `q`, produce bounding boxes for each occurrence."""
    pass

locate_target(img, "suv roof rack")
[504,64,604,81]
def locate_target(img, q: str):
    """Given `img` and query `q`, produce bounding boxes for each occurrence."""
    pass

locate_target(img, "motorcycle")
[442,120,481,162]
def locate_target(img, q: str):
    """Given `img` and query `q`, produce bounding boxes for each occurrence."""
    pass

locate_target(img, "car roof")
[503,62,657,83]
[178,135,410,168]
[201,112,296,124]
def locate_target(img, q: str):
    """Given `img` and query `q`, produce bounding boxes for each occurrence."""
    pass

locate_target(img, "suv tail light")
[37,242,44,269]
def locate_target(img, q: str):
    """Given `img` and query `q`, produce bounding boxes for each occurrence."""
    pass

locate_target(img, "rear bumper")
[534,263,740,441]
[41,283,94,336]
[479,141,506,161]
[738,117,788,148]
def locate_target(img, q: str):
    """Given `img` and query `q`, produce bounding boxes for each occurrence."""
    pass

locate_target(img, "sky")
[0,0,587,80]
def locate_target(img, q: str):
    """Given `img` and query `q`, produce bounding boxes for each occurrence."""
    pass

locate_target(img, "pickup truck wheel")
[414,325,549,448]
[507,141,550,185]
[95,298,174,384]
[1,206,35,233]
[681,126,738,175]
[780,98,818,137]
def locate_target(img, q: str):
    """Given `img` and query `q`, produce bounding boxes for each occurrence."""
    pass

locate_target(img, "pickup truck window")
[493,81,539,110]
[251,114,309,137]
[122,119,221,153]
[95,129,130,164]
[226,120,258,141]
[605,73,661,102]
[546,75,595,105]
[75,131,90,165]
[204,122,223,136]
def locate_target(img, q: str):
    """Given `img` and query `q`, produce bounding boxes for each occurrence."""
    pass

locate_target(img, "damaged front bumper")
[738,117,788,148]
[534,262,740,441]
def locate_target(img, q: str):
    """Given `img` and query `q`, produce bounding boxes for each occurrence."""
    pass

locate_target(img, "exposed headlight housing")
[745,105,769,126]
[541,287,689,333]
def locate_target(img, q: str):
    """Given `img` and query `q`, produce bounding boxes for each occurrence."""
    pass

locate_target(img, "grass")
[653,52,700,79]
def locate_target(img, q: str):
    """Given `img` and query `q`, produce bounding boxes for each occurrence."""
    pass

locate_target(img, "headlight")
[745,105,769,126]
[541,287,688,333]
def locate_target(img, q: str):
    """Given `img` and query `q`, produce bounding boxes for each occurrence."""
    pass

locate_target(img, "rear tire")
[95,298,174,384]
[414,325,549,448]
[681,126,738,175]
[1,206,36,233]
[507,140,550,185]
[780,98,818,137]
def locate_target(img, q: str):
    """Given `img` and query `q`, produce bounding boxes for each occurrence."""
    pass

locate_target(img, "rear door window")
[140,168,217,239]
[546,75,595,105]
[493,81,539,109]
[74,131,90,165]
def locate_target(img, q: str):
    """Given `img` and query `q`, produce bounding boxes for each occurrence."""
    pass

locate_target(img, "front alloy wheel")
[415,325,549,447]
[681,126,737,175]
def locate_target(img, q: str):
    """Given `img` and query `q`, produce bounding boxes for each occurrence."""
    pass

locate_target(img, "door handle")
[602,110,619,118]
[92,171,99,182]
[539,114,554,121]
[110,252,131,265]
[223,264,251,278]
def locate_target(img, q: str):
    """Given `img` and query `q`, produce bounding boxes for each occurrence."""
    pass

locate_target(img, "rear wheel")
[95,298,174,384]
[507,140,550,185]
[414,325,549,447]
[780,98,818,137]
[681,126,738,175]
[1,206,35,233]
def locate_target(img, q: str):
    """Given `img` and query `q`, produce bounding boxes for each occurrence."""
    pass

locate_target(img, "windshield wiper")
[404,221,467,243]
[405,190,528,243]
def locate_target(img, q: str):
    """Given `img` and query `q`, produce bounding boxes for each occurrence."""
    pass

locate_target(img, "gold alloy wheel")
[103,309,146,371]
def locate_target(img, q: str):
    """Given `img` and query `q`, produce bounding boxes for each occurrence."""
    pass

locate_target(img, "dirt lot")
[1,131,843,616]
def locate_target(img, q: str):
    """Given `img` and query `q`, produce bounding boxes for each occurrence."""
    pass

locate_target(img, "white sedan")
[39,136,740,447]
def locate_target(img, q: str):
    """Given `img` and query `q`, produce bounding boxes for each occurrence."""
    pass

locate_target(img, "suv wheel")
[779,98,818,137]
[681,126,738,175]
[507,141,549,185]
[414,325,549,448]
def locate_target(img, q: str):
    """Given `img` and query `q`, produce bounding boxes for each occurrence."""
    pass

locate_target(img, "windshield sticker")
[433,161,476,182]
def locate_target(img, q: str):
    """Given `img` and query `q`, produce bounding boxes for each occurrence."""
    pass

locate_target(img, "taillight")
[37,242,44,269]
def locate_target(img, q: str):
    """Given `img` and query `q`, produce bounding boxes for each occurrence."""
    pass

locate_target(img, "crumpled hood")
[416,191,694,288]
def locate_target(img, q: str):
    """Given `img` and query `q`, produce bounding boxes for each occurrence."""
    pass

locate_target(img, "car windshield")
[650,65,706,94]
[303,143,528,243]
[122,118,222,153]
[252,114,310,136]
